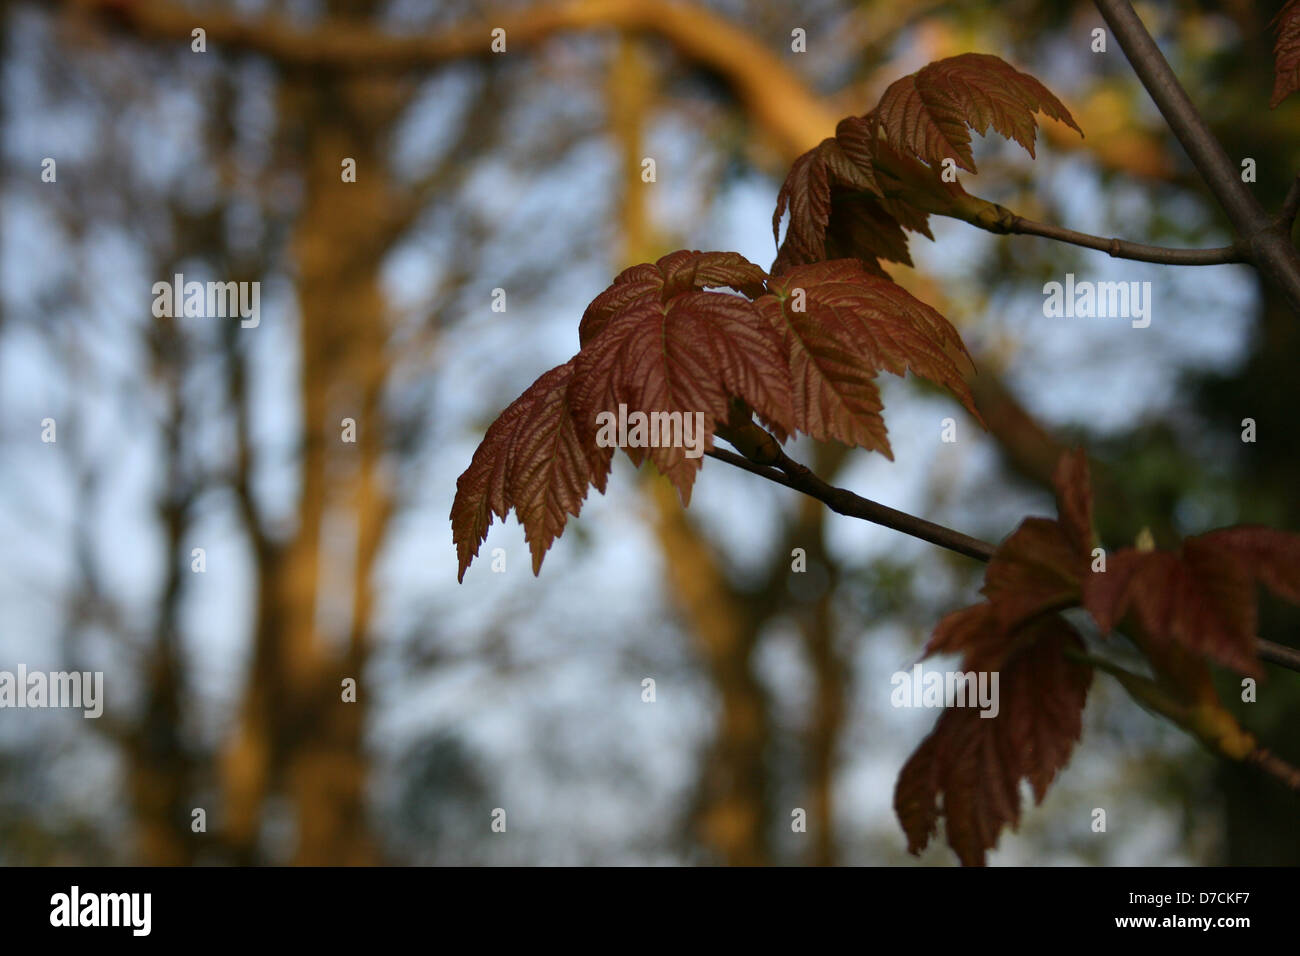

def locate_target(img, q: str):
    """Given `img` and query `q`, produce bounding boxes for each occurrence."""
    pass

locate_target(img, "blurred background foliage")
[0,0,1296,865]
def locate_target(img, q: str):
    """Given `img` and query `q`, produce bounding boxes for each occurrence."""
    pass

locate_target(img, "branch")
[1246,746,1300,793]
[1281,173,1300,231]
[706,426,995,562]
[851,173,1246,267]
[1001,214,1245,266]
[1258,638,1300,672]
[1093,0,1300,313]
[1065,648,1300,794]
[706,425,1300,675]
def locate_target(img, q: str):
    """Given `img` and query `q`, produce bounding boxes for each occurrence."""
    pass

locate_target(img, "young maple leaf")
[571,286,795,503]
[977,449,1094,632]
[772,118,974,277]
[578,250,768,346]
[895,621,1092,866]
[1083,526,1300,676]
[1084,544,1257,674]
[1271,0,1300,107]
[875,52,1081,173]
[924,449,1092,669]
[450,361,612,581]
[771,135,880,273]
[755,259,980,457]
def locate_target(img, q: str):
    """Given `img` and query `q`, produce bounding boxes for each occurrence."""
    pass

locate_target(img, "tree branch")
[1002,214,1245,265]
[706,427,996,562]
[63,0,837,160]
[1093,0,1300,313]
[1246,746,1300,793]
[1257,638,1300,673]
[1281,174,1300,231]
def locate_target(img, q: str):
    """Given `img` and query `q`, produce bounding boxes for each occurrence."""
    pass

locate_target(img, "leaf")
[925,601,1011,672]
[875,53,1081,172]
[819,193,913,271]
[977,449,1094,632]
[450,361,612,581]
[1087,544,1257,675]
[1084,525,1300,675]
[772,120,956,275]
[755,259,980,457]
[771,136,879,273]
[572,288,794,502]
[578,250,767,346]
[981,517,1085,632]
[924,448,1094,663]
[896,619,1092,866]
[578,250,768,347]
[1272,0,1300,108]
[1196,525,1300,603]
[1052,447,1093,554]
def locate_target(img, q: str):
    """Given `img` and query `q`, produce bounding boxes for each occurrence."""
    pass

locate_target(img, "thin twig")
[1257,638,1300,672]
[1005,215,1245,265]
[1246,746,1300,793]
[704,446,995,561]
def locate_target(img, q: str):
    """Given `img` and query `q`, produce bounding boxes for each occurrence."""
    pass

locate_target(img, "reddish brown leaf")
[820,193,913,270]
[1083,525,1300,674]
[1052,447,1093,555]
[1196,525,1300,604]
[925,601,1011,671]
[572,290,794,502]
[1083,542,1258,674]
[1272,0,1300,107]
[927,449,1096,669]
[755,260,980,457]
[867,135,971,228]
[450,361,612,581]
[772,137,879,273]
[896,620,1091,866]
[876,53,1081,172]
[982,517,1085,632]
[1081,548,1142,636]
[772,125,957,276]
[578,250,767,346]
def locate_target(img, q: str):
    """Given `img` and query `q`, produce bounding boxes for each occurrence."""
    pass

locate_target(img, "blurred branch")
[1066,647,1300,794]
[1246,746,1300,793]
[63,0,835,159]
